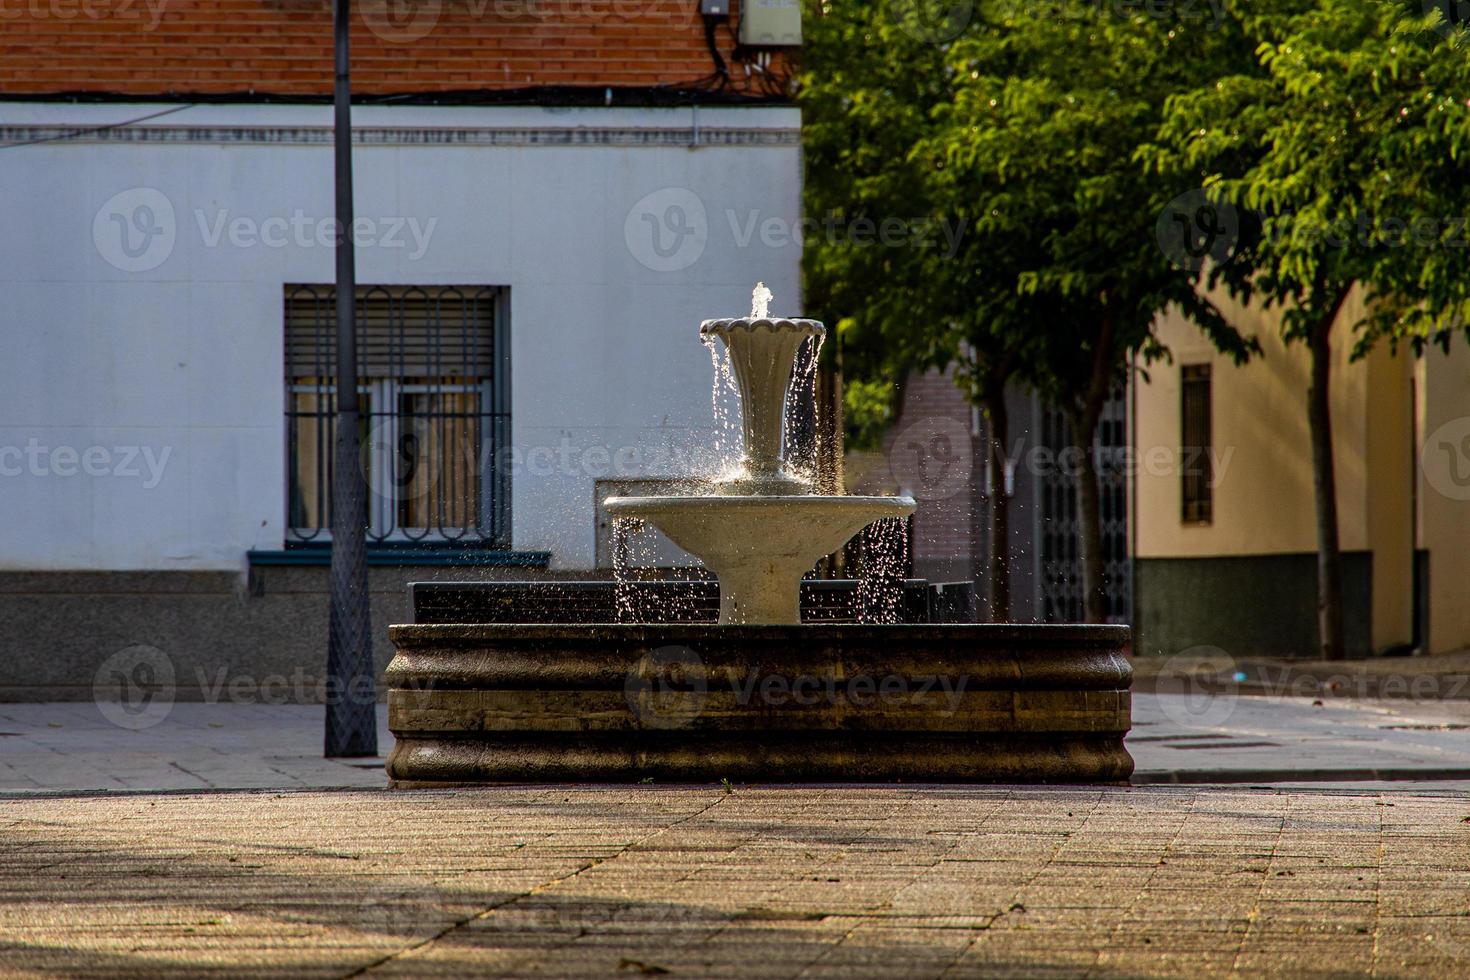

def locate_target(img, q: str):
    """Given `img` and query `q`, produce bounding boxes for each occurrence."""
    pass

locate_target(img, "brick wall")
[882,367,981,585]
[0,0,776,97]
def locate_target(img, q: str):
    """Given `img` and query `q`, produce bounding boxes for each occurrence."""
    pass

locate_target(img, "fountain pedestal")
[386,624,1133,786]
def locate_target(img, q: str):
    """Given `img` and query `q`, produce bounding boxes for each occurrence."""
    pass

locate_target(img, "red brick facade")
[882,367,982,584]
[0,0,777,97]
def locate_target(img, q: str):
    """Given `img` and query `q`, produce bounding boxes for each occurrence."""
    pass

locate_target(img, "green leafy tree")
[1148,0,1470,658]
[802,0,1042,620]
[804,1,1255,622]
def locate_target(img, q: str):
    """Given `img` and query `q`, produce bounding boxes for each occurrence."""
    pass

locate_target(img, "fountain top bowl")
[700,316,826,340]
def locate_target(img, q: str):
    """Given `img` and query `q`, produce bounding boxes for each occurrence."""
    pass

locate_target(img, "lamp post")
[325,0,378,758]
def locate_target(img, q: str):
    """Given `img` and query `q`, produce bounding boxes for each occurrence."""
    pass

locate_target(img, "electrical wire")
[0,102,198,150]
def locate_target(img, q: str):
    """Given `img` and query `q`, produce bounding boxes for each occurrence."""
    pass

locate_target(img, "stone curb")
[1133,766,1470,784]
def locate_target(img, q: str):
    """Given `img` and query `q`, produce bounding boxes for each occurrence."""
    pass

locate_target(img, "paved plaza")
[2,785,1469,977]
[2,695,1468,976]
[3,694,1470,794]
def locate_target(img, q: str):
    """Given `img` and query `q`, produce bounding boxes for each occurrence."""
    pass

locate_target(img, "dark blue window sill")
[248,545,551,568]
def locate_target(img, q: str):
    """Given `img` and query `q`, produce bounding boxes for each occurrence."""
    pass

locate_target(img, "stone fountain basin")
[383,623,1134,786]
[605,494,913,564]
[604,494,916,624]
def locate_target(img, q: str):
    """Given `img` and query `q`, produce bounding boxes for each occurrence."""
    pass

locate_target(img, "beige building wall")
[1418,344,1470,654]
[1136,284,1421,654]
[1138,286,1373,557]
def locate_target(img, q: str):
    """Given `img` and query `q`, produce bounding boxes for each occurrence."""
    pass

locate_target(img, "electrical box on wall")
[739,0,801,46]
[699,0,728,15]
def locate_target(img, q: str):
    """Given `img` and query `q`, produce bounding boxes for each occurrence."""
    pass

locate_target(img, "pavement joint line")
[342,788,732,977]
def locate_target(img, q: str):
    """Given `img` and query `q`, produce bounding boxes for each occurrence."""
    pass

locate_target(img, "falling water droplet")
[856,517,908,624]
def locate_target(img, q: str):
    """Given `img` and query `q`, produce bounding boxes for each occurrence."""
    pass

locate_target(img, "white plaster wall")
[0,103,803,570]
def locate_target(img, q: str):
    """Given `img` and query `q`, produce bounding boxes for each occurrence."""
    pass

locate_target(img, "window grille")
[285,285,510,546]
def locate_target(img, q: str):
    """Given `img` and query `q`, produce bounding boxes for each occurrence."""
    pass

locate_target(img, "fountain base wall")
[385,624,1133,785]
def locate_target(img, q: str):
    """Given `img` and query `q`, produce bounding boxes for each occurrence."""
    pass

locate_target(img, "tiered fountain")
[603,289,916,624]
[385,289,1133,785]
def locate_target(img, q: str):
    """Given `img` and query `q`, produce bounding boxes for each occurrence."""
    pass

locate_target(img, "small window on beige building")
[1181,364,1213,524]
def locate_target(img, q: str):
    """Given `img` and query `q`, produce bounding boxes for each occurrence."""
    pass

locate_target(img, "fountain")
[384,288,1133,786]
[603,289,915,625]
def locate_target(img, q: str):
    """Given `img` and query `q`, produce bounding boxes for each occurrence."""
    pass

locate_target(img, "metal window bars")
[285,284,510,547]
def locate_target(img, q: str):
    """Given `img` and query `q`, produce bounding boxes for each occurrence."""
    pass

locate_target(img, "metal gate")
[1035,389,1131,624]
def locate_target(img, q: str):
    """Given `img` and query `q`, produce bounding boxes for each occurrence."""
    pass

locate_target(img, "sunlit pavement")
[3,695,1470,794]
[2,785,1469,977]
[3,699,1469,975]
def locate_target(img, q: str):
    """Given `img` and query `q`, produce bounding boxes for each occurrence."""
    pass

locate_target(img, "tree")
[1148,0,1470,657]
[801,1,1042,621]
[804,1,1255,622]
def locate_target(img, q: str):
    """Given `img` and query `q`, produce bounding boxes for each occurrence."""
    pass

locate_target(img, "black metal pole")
[325,0,377,757]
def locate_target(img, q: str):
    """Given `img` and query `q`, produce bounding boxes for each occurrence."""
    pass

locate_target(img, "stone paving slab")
[1130,695,1470,783]
[1,786,1468,977]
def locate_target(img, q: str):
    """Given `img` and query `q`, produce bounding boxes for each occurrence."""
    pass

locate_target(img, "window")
[285,285,510,546]
[1180,364,1212,524]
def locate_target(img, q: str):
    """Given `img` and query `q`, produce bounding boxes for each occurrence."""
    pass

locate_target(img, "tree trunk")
[982,391,1011,622]
[1071,415,1108,623]
[1068,310,1116,625]
[1307,318,1346,660]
